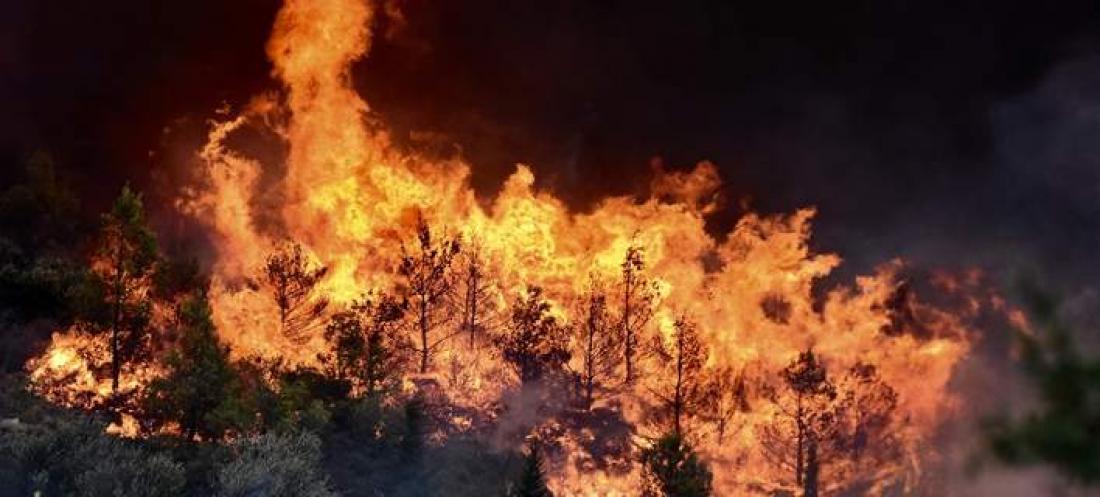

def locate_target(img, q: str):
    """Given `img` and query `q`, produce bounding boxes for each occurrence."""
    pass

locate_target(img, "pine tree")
[453,246,497,349]
[264,241,329,344]
[761,349,836,496]
[640,432,713,497]
[619,244,657,383]
[323,293,408,398]
[572,280,619,410]
[91,185,159,394]
[398,218,461,373]
[498,287,570,385]
[143,293,248,440]
[508,443,554,497]
[651,316,707,436]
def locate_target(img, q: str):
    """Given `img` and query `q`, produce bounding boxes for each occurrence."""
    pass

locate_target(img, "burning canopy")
[27,0,992,495]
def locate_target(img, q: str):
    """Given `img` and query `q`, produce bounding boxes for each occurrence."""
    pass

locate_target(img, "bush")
[214,431,337,497]
[0,411,185,496]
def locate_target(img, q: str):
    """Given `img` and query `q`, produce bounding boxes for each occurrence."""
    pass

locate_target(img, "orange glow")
[27,0,1007,493]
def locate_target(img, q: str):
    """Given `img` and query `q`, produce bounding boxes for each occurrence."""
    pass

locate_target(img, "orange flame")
[30,0,996,493]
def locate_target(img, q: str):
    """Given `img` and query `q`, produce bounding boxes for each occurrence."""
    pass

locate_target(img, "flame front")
[28,0,988,494]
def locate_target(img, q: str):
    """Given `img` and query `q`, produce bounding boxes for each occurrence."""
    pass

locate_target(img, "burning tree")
[264,241,330,344]
[398,219,461,374]
[761,349,836,497]
[650,316,708,436]
[572,280,620,410]
[619,244,658,383]
[88,185,159,395]
[498,287,570,385]
[762,350,901,496]
[452,245,497,349]
[323,293,409,398]
[703,366,750,444]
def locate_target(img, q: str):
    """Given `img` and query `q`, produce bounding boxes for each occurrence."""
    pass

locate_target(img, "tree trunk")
[803,438,819,497]
[419,300,429,374]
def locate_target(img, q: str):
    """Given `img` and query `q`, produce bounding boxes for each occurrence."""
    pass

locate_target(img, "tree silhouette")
[498,287,570,385]
[323,293,408,398]
[761,349,836,496]
[452,246,496,349]
[650,316,707,436]
[572,280,620,410]
[619,244,657,383]
[508,442,554,497]
[398,219,461,373]
[90,185,159,394]
[264,241,329,344]
[761,350,900,496]
[143,293,248,440]
[640,431,713,497]
[703,366,750,444]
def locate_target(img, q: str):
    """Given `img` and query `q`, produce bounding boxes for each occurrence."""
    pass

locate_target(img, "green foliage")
[639,432,713,497]
[985,287,1100,484]
[0,410,184,496]
[143,293,252,440]
[88,185,160,393]
[214,431,336,497]
[323,293,408,398]
[0,151,82,252]
[507,443,553,497]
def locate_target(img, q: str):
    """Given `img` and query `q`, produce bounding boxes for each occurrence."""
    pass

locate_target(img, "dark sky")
[3,0,1100,286]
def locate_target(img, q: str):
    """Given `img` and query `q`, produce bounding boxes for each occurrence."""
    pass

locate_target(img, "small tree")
[499,287,570,385]
[572,281,620,410]
[323,293,408,398]
[91,185,159,394]
[651,316,708,436]
[398,219,461,373]
[640,432,713,497]
[761,349,837,496]
[508,442,554,497]
[703,366,750,444]
[453,246,497,349]
[143,293,249,440]
[619,244,657,383]
[264,241,329,344]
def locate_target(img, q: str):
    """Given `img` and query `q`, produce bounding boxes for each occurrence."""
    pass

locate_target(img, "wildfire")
[27,0,999,494]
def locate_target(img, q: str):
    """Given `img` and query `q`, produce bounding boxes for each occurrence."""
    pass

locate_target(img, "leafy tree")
[143,293,250,440]
[498,287,570,385]
[650,316,707,436]
[264,241,330,344]
[985,287,1100,485]
[619,244,657,383]
[399,219,461,373]
[507,442,554,497]
[89,185,159,394]
[323,293,408,398]
[639,431,713,497]
[572,281,619,410]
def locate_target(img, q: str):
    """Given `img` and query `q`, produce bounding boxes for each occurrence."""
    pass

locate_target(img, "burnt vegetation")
[0,176,1084,497]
